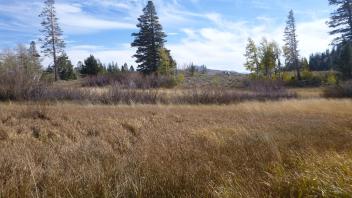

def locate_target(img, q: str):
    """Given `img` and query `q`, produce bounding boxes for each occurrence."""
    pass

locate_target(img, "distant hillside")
[182,65,242,76]
[180,68,247,89]
[206,68,242,76]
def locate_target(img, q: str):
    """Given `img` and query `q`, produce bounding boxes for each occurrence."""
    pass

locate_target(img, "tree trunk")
[53,48,57,81]
[295,58,301,80]
[50,8,58,81]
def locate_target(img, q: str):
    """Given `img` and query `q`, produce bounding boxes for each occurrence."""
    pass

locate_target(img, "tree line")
[245,0,352,80]
[13,0,176,82]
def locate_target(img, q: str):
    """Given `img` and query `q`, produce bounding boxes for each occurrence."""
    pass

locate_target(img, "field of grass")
[1,99,352,197]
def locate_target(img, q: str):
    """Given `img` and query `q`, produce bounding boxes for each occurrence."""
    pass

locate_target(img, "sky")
[0,0,334,72]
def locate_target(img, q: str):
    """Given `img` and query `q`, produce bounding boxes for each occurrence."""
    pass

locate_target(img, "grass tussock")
[0,99,351,197]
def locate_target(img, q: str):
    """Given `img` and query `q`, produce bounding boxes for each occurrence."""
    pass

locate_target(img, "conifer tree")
[28,41,40,58]
[328,0,352,45]
[27,41,42,75]
[121,63,129,72]
[80,55,101,76]
[337,41,352,78]
[283,10,301,80]
[131,1,166,75]
[57,54,76,80]
[107,62,120,74]
[129,65,135,72]
[39,0,65,81]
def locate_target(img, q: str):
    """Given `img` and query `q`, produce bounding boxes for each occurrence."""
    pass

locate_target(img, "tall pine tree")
[328,0,352,45]
[283,10,301,80]
[57,54,76,80]
[39,0,65,81]
[131,1,166,75]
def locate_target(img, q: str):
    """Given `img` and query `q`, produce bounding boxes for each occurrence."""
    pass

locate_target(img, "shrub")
[324,81,352,98]
[104,85,159,104]
[286,76,322,87]
[282,72,293,82]
[302,70,313,80]
[82,73,179,89]
[246,79,287,93]
[326,72,338,85]
[175,73,185,85]
[0,47,42,100]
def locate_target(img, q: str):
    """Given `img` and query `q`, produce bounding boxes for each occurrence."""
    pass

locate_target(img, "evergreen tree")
[328,0,352,45]
[244,38,260,76]
[107,62,120,74]
[309,49,336,71]
[28,41,40,58]
[121,63,129,72]
[57,54,76,80]
[80,55,101,76]
[131,1,166,75]
[199,65,207,74]
[337,41,352,78]
[39,0,65,81]
[27,41,42,75]
[129,65,135,72]
[187,63,197,76]
[283,10,301,80]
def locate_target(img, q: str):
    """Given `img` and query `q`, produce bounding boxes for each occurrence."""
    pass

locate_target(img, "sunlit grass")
[0,99,351,197]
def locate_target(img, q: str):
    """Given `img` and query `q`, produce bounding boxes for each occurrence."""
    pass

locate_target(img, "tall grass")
[0,99,351,197]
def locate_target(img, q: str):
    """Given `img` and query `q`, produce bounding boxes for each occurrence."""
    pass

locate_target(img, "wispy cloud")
[56,3,135,34]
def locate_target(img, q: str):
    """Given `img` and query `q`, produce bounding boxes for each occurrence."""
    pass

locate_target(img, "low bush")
[324,81,352,98]
[175,88,296,104]
[246,79,287,92]
[1,84,296,105]
[82,73,179,89]
[326,72,338,85]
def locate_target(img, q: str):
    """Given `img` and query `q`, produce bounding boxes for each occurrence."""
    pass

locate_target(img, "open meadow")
[0,99,352,197]
[2,0,352,197]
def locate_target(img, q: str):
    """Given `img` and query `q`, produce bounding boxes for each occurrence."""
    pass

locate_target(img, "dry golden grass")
[0,99,352,197]
[289,87,324,99]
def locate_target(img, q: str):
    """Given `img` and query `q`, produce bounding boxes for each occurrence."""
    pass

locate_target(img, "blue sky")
[0,0,333,72]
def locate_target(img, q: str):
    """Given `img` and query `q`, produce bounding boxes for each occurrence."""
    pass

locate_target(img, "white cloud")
[167,14,332,72]
[55,3,135,34]
[296,19,333,57]
[67,45,135,66]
